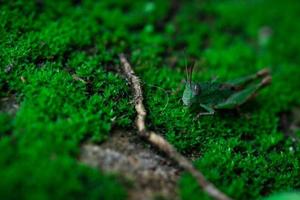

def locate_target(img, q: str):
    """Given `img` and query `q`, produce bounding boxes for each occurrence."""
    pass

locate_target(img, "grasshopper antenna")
[190,61,195,85]
[191,60,198,85]
[184,49,190,83]
[183,49,193,89]
[188,60,197,91]
[185,65,189,84]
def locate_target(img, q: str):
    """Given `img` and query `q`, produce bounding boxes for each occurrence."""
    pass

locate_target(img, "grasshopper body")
[182,68,272,116]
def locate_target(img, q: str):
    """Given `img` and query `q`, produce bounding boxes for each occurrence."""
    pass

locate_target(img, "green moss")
[0,1,134,199]
[0,0,300,199]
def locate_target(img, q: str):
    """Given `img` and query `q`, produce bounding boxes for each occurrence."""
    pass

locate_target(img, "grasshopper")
[182,66,272,116]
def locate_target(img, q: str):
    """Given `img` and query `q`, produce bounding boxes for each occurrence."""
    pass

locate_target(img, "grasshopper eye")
[193,85,200,94]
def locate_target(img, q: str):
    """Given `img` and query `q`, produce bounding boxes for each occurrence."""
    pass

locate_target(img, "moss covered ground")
[0,0,300,199]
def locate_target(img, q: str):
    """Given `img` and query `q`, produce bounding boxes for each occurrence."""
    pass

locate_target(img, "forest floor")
[1,0,300,200]
[80,129,180,200]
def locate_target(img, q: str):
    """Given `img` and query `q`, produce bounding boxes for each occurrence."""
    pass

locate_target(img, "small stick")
[118,53,232,200]
[72,74,86,84]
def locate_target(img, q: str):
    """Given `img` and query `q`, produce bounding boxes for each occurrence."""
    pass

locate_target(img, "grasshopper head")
[182,82,200,106]
[182,63,200,106]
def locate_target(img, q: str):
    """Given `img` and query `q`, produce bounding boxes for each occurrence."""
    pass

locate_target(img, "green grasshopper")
[182,66,272,116]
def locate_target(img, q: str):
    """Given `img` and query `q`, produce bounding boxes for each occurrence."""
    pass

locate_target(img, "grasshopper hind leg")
[215,75,272,110]
[226,68,270,89]
[195,104,215,118]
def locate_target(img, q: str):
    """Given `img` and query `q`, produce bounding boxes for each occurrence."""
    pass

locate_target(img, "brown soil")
[0,95,19,115]
[80,130,181,200]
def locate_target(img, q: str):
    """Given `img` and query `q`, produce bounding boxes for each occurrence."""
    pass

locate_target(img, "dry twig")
[118,53,232,200]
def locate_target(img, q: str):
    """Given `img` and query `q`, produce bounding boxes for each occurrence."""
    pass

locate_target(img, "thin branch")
[118,53,232,200]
